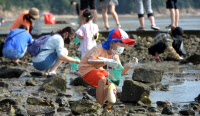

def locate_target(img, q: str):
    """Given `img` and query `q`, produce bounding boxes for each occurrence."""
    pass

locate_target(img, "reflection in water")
[150,81,200,103]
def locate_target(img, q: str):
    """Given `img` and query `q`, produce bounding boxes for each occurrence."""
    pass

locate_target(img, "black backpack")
[0,42,4,57]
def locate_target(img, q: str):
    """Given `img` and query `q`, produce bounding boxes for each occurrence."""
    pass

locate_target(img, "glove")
[177,56,184,60]
[127,57,138,67]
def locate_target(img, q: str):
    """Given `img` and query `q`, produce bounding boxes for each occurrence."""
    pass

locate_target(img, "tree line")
[0,0,200,14]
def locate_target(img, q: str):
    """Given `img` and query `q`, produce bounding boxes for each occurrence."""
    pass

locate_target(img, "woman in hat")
[78,28,138,106]
[11,7,40,33]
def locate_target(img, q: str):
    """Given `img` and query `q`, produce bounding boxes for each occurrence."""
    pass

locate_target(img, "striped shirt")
[150,33,179,59]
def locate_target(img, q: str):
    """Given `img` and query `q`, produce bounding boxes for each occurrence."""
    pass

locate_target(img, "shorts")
[80,0,96,10]
[148,42,166,56]
[3,47,25,59]
[98,0,118,10]
[82,69,108,87]
[33,52,58,71]
[166,0,178,9]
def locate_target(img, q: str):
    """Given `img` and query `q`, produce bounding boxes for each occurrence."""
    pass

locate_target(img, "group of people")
[71,0,180,31]
[1,0,184,107]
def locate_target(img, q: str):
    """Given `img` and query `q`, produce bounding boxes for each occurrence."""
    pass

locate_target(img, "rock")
[30,71,43,77]
[0,99,18,105]
[0,87,10,95]
[70,99,101,115]
[156,101,172,107]
[120,80,151,103]
[40,75,67,93]
[82,92,96,101]
[195,94,200,103]
[179,110,195,115]
[70,76,89,87]
[180,53,200,65]
[14,105,28,116]
[86,85,96,98]
[27,97,52,106]
[57,107,71,112]
[27,108,55,115]
[0,68,24,78]
[25,79,36,86]
[0,81,9,88]
[148,107,158,112]
[132,68,164,83]
[161,107,174,115]
[140,96,152,105]
[56,96,69,107]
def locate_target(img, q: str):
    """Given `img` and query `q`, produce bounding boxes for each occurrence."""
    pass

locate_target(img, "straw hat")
[29,7,40,20]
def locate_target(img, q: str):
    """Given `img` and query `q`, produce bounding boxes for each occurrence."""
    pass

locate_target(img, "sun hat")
[29,7,40,20]
[102,28,135,50]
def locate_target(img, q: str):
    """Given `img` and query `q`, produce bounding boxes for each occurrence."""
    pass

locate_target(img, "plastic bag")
[70,56,80,70]
[44,13,55,24]
[107,62,124,86]
[74,35,81,45]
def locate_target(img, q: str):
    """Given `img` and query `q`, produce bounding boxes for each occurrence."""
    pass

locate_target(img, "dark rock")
[27,108,55,116]
[82,92,96,101]
[180,53,200,65]
[132,68,164,83]
[56,96,69,107]
[70,76,89,87]
[27,97,52,106]
[40,75,67,93]
[0,68,24,78]
[30,71,43,77]
[0,99,18,105]
[120,80,151,103]
[0,87,10,95]
[14,105,28,116]
[179,110,195,115]
[134,108,146,112]
[86,85,96,98]
[57,107,71,112]
[70,99,101,115]
[156,101,172,107]
[161,107,174,115]
[148,107,158,112]
[0,81,9,88]
[25,79,36,86]
[195,94,200,103]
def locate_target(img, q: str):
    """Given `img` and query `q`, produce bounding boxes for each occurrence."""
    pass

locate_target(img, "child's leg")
[169,8,175,27]
[102,8,109,28]
[96,76,108,106]
[49,58,63,73]
[175,9,179,27]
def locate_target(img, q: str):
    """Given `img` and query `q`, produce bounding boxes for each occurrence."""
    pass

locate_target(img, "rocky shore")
[0,32,199,115]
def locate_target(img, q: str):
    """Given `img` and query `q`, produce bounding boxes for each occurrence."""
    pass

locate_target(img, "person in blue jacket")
[3,25,33,63]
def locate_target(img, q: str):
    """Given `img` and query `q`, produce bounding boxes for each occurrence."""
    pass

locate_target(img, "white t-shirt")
[32,34,68,62]
[76,23,98,54]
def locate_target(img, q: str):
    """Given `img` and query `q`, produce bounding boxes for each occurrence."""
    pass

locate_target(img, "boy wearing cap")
[78,28,138,106]
[11,7,40,33]
[148,27,185,61]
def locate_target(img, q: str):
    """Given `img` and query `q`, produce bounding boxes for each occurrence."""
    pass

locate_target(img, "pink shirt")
[76,23,98,54]
[78,44,120,76]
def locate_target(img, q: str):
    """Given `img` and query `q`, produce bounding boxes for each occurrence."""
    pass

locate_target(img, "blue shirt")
[3,28,33,53]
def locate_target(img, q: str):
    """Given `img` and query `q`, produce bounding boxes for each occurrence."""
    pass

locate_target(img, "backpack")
[0,42,4,57]
[27,34,53,57]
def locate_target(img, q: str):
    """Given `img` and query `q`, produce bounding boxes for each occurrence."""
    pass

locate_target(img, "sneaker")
[165,24,171,29]
[136,27,145,31]
[151,25,160,30]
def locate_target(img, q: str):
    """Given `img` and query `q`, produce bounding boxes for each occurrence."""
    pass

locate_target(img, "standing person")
[71,1,80,23]
[31,27,80,75]
[79,0,98,27]
[3,25,33,63]
[134,0,160,31]
[76,9,99,58]
[11,7,40,33]
[78,28,138,106]
[99,0,121,30]
[148,27,185,61]
[165,0,179,28]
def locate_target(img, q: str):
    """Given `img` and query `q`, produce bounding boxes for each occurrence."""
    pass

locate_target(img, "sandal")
[104,26,109,31]
[151,25,160,30]
[136,27,145,31]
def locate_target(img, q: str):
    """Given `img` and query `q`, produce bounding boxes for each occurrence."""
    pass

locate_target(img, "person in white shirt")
[32,27,80,75]
[76,9,99,58]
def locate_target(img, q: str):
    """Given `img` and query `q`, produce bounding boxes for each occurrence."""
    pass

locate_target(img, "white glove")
[177,56,184,60]
[127,57,138,67]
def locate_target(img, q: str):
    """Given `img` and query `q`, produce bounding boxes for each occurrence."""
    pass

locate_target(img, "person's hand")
[75,59,80,64]
[78,35,83,39]
[177,56,184,60]
[103,59,118,68]
[127,57,138,67]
